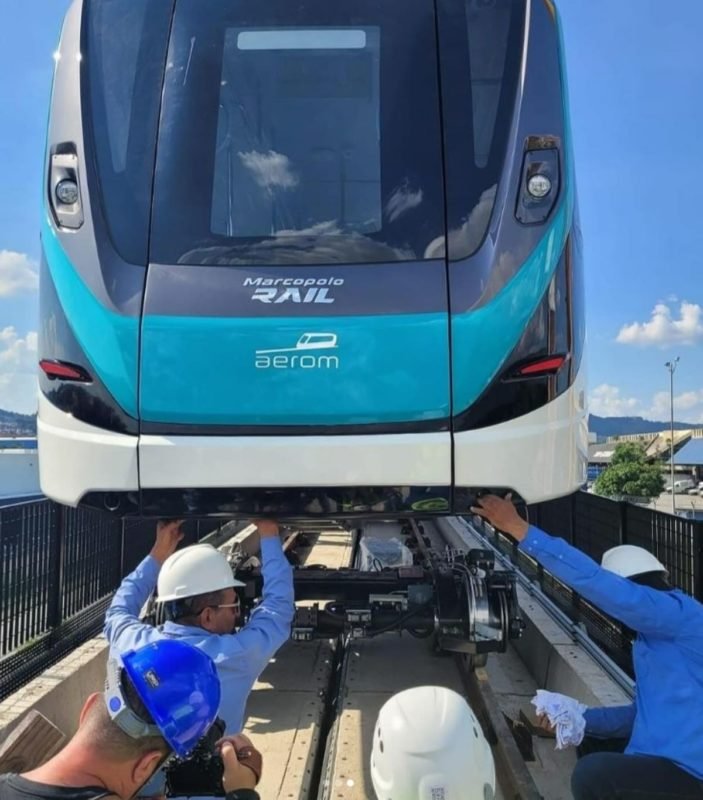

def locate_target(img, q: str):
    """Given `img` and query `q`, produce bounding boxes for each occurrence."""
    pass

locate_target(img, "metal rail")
[459,657,543,800]
[233,515,631,798]
[415,518,544,799]
[282,517,544,800]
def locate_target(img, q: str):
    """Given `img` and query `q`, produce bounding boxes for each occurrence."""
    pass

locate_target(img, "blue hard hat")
[109,640,221,758]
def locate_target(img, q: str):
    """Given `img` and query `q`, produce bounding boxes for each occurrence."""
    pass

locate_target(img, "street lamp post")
[665,357,680,515]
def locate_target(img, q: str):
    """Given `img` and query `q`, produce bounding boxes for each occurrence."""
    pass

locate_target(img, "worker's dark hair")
[164,589,229,623]
[629,570,671,591]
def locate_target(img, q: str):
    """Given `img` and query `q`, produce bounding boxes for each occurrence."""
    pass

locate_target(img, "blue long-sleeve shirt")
[520,525,703,779]
[104,537,294,734]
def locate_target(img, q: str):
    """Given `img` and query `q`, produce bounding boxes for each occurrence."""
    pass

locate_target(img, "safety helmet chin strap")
[104,657,163,741]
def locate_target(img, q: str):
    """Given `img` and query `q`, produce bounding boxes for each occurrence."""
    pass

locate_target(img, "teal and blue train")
[38,0,587,517]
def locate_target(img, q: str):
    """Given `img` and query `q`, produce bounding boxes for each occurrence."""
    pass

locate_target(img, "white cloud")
[590,383,703,423]
[0,251,39,297]
[385,181,423,223]
[0,327,38,414]
[642,390,703,421]
[424,184,497,260]
[588,384,641,416]
[673,390,703,411]
[643,391,669,420]
[238,149,298,190]
[616,301,703,347]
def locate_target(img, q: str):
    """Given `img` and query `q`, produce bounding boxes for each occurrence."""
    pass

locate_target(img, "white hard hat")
[156,544,244,603]
[370,686,495,800]
[601,545,666,579]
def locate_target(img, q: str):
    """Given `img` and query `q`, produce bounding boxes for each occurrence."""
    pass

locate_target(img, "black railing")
[531,492,703,599]
[0,499,220,700]
[475,492,703,676]
[2,492,702,696]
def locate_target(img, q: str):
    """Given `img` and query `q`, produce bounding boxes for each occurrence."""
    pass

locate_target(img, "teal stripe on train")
[451,193,572,413]
[41,215,139,418]
[140,312,451,425]
[43,201,570,427]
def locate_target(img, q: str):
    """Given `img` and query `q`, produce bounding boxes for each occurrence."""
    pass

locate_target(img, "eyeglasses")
[200,599,240,613]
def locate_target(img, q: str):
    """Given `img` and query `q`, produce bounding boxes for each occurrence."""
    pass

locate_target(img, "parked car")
[666,478,696,494]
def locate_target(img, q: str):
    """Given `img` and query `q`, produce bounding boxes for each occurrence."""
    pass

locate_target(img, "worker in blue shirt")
[472,494,703,800]
[104,519,294,796]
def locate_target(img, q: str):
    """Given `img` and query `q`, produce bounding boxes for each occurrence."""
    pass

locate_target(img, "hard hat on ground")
[105,639,221,758]
[601,545,667,578]
[156,543,245,602]
[370,685,496,800]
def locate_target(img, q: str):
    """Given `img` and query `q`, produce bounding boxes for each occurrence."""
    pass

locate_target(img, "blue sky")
[0,0,701,420]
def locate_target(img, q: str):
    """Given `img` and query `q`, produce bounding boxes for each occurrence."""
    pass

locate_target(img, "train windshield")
[150,0,446,265]
[149,0,525,267]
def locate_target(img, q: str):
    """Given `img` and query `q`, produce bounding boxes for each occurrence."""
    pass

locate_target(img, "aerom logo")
[244,276,344,304]
[255,333,339,370]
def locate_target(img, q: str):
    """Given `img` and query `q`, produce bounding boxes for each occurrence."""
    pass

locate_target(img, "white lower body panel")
[37,369,586,507]
[453,369,588,504]
[37,394,138,506]
[138,432,451,488]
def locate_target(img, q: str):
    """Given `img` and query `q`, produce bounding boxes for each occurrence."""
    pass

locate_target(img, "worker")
[103,519,294,796]
[472,494,703,800]
[370,686,496,800]
[0,639,262,800]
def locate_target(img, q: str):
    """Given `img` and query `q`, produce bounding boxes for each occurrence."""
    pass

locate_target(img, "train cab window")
[211,28,382,241]
[83,0,174,265]
[437,0,526,260]
[150,0,446,266]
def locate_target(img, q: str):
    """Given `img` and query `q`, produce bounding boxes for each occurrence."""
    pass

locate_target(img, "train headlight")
[516,144,559,224]
[55,179,79,206]
[527,174,552,199]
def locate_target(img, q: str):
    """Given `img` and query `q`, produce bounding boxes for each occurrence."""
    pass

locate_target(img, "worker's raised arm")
[213,520,294,674]
[516,526,691,635]
[472,496,689,637]
[103,519,183,652]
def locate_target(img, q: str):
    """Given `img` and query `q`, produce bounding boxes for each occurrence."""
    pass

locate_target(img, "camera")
[165,718,226,797]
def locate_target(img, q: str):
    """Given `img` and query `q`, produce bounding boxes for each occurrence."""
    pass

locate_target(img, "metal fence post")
[694,523,703,602]
[569,494,577,545]
[47,504,67,630]
[118,519,126,584]
[571,589,581,618]
[618,501,628,546]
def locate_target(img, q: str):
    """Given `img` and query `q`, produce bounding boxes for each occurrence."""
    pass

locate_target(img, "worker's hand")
[253,519,280,539]
[150,519,185,565]
[470,494,529,541]
[219,735,261,791]
[536,713,556,735]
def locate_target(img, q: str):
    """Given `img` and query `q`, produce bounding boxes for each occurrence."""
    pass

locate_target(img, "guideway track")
[236,516,589,799]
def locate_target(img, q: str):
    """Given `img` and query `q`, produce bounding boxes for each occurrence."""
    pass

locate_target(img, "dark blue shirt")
[521,525,703,780]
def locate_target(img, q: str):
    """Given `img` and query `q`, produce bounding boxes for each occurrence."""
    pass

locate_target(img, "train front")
[38,0,586,517]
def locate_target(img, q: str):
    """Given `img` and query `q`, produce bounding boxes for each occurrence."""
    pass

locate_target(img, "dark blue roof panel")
[672,439,703,466]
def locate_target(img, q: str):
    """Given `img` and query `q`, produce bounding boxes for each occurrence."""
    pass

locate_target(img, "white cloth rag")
[531,689,588,750]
